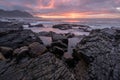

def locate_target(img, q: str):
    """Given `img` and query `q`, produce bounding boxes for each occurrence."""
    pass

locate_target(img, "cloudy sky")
[0,0,120,18]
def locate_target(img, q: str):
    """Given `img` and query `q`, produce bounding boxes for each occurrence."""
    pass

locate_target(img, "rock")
[13,46,29,59]
[53,24,72,30]
[74,28,120,80]
[53,24,91,32]
[65,33,75,38]
[0,21,23,32]
[52,33,68,46]
[29,42,47,56]
[63,53,76,68]
[29,24,44,27]
[64,52,73,59]
[52,33,68,41]
[0,47,13,59]
[0,52,6,60]
[38,31,52,37]
[52,46,64,58]
[52,40,68,49]
[0,52,75,80]
[0,30,43,49]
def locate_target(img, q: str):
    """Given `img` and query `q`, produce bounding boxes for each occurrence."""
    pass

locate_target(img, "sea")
[22,18,120,35]
[1,18,120,54]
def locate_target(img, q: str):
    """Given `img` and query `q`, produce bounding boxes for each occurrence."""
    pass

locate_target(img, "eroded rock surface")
[74,28,120,80]
[0,30,43,49]
[0,52,75,80]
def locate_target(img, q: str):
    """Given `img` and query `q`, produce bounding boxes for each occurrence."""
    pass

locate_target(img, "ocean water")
[23,18,120,36]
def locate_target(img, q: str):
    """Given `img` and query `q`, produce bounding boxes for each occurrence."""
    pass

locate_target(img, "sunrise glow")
[0,0,120,19]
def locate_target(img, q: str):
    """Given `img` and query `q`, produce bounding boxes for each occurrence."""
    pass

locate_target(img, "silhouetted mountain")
[0,9,33,17]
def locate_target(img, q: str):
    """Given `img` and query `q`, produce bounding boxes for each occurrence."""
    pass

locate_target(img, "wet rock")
[53,24,91,32]
[74,28,120,80]
[0,52,6,60]
[0,47,13,59]
[53,24,72,30]
[52,40,68,49]
[29,24,44,27]
[0,52,75,80]
[29,42,47,56]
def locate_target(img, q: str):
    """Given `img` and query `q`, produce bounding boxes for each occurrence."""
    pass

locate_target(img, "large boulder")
[29,42,47,56]
[74,28,120,80]
[52,33,68,44]
[0,52,75,80]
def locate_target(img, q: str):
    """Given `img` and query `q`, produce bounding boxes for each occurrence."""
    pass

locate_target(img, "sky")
[0,0,120,18]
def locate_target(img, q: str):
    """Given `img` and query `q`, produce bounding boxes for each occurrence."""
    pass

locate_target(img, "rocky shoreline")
[0,21,120,80]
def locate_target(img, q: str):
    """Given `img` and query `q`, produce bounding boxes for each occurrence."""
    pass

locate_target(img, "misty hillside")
[0,9,33,18]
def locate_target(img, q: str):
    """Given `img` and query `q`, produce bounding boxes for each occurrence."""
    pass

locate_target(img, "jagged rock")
[0,52,6,60]
[52,33,68,44]
[0,52,75,80]
[29,42,47,56]
[0,47,13,59]
[0,30,43,49]
[13,46,29,57]
[52,46,64,58]
[74,28,120,80]
[52,40,68,49]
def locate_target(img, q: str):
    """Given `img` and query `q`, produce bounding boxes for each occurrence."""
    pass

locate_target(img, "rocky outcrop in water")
[53,24,91,32]
[29,24,44,27]
[74,28,120,80]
